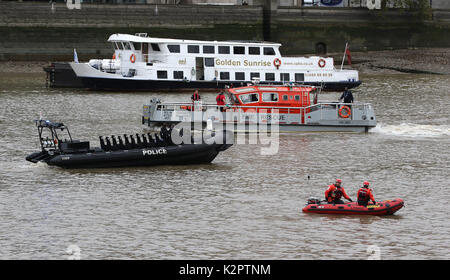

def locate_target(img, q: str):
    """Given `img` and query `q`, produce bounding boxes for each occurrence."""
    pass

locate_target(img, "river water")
[0,73,449,260]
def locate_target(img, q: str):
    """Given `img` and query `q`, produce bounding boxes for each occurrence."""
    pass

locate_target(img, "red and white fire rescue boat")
[142,84,376,133]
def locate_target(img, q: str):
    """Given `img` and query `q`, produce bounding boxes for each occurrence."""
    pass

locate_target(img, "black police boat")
[26,120,233,168]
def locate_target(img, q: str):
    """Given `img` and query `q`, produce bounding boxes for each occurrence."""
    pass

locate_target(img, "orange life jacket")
[325,184,350,202]
[357,187,374,204]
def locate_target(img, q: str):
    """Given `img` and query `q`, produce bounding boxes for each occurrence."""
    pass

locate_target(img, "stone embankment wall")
[0,3,264,61]
[273,7,450,54]
[1,2,450,61]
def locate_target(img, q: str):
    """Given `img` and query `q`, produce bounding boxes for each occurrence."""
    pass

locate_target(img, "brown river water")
[0,73,449,259]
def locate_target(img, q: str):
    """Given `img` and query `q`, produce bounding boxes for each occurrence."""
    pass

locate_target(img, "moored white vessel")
[70,33,361,91]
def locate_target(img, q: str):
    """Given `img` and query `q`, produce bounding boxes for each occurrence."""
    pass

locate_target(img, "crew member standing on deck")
[191,90,201,102]
[216,91,226,112]
[325,179,353,204]
[339,87,354,104]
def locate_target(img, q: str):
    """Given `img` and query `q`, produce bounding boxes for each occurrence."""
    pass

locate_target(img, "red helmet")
[336,179,342,183]
[363,181,370,187]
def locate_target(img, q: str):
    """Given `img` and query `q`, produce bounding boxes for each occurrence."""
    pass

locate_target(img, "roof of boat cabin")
[107,34,282,47]
[227,85,317,95]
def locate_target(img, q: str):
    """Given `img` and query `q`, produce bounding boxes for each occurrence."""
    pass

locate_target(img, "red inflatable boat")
[302,198,404,216]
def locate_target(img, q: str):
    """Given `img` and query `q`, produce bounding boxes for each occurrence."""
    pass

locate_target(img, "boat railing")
[148,101,371,124]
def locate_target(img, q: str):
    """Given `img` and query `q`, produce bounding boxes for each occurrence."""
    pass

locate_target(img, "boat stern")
[305,102,376,132]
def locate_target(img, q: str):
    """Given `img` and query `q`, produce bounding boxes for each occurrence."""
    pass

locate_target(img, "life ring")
[339,106,351,118]
[274,58,281,69]
[130,54,136,63]
[191,68,196,76]
[318,59,326,68]
[180,105,193,111]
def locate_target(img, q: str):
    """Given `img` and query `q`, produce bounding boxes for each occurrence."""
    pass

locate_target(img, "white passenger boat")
[142,84,376,133]
[70,33,361,91]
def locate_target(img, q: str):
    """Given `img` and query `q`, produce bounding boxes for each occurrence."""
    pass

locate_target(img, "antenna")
[340,42,348,70]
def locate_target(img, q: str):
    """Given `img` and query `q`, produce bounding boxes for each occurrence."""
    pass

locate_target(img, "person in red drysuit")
[216,91,226,112]
[325,179,353,204]
[357,181,376,206]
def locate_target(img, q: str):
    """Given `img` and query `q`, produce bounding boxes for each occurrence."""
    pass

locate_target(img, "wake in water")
[372,123,450,138]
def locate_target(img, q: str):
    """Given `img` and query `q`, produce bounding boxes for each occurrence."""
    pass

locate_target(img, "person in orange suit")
[325,179,353,204]
[357,181,376,206]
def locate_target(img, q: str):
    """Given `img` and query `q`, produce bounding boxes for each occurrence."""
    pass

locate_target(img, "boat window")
[188,45,200,53]
[262,92,279,102]
[280,73,290,82]
[263,47,276,56]
[282,95,288,101]
[295,73,305,82]
[249,47,260,55]
[157,71,168,79]
[112,43,117,50]
[250,72,260,79]
[218,46,230,54]
[233,46,245,55]
[173,71,183,79]
[203,45,215,54]
[116,42,123,50]
[167,45,180,53]
[295,95,301,101]
[132,42,142,51]
[220,72,230,80]
[235,72,245,81]
[123,42,132,50]
[240,93,259,104]
[265,73,275,81]
[204,57,214,67]
[151,43,160,51]
[229,93,240,105]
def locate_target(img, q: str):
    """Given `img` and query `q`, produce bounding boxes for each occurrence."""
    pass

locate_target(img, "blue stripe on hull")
[80,77,361,92]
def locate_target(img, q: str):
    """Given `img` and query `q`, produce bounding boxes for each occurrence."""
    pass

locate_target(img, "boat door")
[142,43,149,63]
[202,57,216,81]
[195,57,205,80]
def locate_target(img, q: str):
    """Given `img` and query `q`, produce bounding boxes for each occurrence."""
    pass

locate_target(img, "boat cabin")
[226,85,317,108]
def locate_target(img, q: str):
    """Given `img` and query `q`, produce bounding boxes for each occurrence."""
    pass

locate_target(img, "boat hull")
[302,199,404,216]
[26,130,234,169]
[29,143,229,169]
[78,76,361,92]
[44,62,84,88]
[146,121,374,133]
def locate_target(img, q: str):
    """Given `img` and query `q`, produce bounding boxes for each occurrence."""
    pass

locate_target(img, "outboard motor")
[307,197,321,205]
